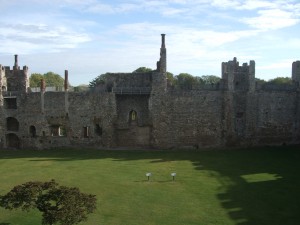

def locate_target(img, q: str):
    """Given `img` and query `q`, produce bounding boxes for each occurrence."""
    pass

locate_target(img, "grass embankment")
[0,147,299,225]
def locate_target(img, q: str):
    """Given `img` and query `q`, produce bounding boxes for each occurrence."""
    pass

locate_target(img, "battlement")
[3,55,29,92]
[222,57,255,91]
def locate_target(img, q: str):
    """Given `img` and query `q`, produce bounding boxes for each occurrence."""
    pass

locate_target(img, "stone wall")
[0,35,299,150]
[150,89,223,148]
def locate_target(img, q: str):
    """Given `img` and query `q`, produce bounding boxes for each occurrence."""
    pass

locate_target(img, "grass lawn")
[0,147,299,225]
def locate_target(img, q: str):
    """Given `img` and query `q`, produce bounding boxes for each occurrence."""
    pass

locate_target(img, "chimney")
[14,54,19,70]
[161,34,166,49]
[40,79,46,93]
[64,70,69,91]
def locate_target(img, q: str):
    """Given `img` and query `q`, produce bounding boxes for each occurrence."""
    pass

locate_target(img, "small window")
[51,125,66,136]
[236,112,244,118]
[129,110,137,122]
[83,126,89,138]
[29,125,36,137]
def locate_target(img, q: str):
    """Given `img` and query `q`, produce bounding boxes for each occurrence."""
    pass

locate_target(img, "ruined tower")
[157,34,167,73]
[292,61,300,83]
[5,55,29,93]
[221,57,255,92]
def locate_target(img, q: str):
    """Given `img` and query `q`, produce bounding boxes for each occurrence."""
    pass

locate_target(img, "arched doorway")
[6,133,20,149]
[29,125,36,137]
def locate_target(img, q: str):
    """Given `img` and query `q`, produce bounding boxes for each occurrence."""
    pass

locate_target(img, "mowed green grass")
[0,147,300,225]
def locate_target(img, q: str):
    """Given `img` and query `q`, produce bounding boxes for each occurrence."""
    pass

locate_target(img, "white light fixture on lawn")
[146,172,152,181]
[171,172,176,181]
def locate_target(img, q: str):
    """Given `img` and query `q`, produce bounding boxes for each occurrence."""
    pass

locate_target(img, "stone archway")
[6,133,20,149]
[6,117,19,131]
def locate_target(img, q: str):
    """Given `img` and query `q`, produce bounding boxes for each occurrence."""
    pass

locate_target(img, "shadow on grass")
[1,146,300,225]
[0,223,11,225]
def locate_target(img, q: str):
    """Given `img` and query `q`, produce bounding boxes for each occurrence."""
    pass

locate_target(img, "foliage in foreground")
[0,180,96,225]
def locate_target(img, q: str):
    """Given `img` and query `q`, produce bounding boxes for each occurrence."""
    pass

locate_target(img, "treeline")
[89,67,221,89]
[28,67,293,90]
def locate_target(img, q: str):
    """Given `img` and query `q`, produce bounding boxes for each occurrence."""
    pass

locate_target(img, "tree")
[200,75,220,85]
[0,180,97,225]
[174,73,198,89]
[29,72,65,88]
[166,72,175,86]
[44,72,64,87]
[89,73,111,88]
[267,77,292,85]
[30,73,44,87]
[132,67,153,73]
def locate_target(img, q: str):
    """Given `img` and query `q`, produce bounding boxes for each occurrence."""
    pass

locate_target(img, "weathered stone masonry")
[0,34,299,149]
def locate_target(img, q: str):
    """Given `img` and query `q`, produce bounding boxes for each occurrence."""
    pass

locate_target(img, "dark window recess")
[29,126,36,137]
[51,125,66,136]
[6,117,19,131]
[4,98,17,109]
[83,126,89,138]
[236,112,244,118]
[95,124,102,136]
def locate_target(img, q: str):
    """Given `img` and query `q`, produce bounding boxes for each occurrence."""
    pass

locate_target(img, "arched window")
[129,110,137,122]
[29,125,36,137]
[6,117,19,131]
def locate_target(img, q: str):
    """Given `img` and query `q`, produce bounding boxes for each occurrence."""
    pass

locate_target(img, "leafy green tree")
[89,73,111,88]
[30,73,44,87]
[44,72,64,87]
[174,73,198,89]
[132,67,153,73]
[166,72,175,86]
[29,72,64,88]
[200,75,220,85]
[0,180,97,225]
[267,77,292,85]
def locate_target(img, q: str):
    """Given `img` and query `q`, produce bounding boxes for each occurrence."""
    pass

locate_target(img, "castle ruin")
[0,34,300,149]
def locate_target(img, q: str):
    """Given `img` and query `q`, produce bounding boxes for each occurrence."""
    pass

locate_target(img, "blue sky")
[0,0,299,86]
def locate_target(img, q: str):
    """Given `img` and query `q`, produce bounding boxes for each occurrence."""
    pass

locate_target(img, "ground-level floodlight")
[171,172,176,181]
[146,172,152,181]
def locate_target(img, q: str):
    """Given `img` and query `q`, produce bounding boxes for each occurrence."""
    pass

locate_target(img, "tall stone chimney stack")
[64,70,69,91]
[14,54,19,70]
[160,34,167,73]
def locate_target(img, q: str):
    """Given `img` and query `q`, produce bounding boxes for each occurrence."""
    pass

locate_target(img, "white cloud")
[0,23,91,54]
[258,59,294,70]
[210,0,241,8]
[242,9,299,30]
